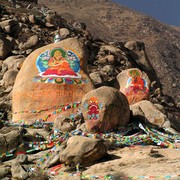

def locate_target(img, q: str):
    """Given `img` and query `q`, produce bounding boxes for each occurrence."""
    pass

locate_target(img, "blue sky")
[112,0,180,26]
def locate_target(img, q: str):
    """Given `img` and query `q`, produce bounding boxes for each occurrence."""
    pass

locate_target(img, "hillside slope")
[39,0,180,105]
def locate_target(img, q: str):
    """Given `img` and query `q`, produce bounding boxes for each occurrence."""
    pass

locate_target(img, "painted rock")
[81,86,130,132]
[116,68,150,105]
[12,38,94,124]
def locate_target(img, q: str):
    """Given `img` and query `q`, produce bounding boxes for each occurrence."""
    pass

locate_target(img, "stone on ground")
[81,86,130,132]
[59,28,70,38]
[16,154,28,164]
[0,166,10,179]
[54,115,76,132]
[0,19,21,35]
[2,55,25,72]
[11,160,29,180]
[0,69,18,88]
[130,100,168,126]
[18,35,39,51]
[59,136,107,166]
[0,129,21,154]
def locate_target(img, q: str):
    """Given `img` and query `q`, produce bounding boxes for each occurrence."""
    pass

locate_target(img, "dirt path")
[83,145,180,179]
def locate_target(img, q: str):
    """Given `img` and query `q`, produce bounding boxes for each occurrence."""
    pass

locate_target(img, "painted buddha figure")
[87,97,100,120]
[124,70,148,95]
[42,49,78,77]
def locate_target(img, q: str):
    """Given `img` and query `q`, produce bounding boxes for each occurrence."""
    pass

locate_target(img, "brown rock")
[45,14,54,23]
[98,56,107,64]
[0,166,10,179]
[0,129,21,154]
[106,54,116,64]
[130,100,167,126]
[0,69,19,88]
[81,86,130,132]
[0,19,21,35]
[59,28,70,38]
[100,45,124,54]
[5,130,21,151]
[11,160,29,180]
[12,38,94,124]
[54,115,76,132]
[0,134,7,155]
[16,154,28,164]
[130,105,144,117]
[117,68,150,105]
[45,22,54,27]
[0,37,12,60]
[101,65,114,76]
[28,14,36,24]
[59,136,107,166]
[2,55,25,71]
[18,35,39,51]
[89,72,102,86]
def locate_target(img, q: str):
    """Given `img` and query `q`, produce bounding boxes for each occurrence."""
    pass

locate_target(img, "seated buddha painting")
[36,48,81,79]
[124,69,149,95]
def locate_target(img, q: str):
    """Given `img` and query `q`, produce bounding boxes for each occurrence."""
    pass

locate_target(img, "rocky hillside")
[39,0,180,106]
[0,1,180,180]
[0,0,179,126]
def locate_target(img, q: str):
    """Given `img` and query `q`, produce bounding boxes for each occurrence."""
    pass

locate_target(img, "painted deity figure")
[42,49,78,77]
[87,97,100,120]
[124,69,148,95]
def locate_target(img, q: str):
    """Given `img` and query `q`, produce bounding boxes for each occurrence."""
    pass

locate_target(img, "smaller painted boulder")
[81,86,130,132]
[117,68,150,105]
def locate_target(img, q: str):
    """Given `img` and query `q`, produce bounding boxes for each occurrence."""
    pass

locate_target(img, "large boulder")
[59,136,107,166]
[117,68,150,105]
[12,38,94,124]
[130,100,168,126]
[81,86,130,132]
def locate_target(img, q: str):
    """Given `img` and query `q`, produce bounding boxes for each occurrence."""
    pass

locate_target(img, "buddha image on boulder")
[124,69,149,95]
[36,48,81,78]
[84,97,103,120]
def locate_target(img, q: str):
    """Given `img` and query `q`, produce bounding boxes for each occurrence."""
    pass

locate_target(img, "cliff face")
[39,0,180,105]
